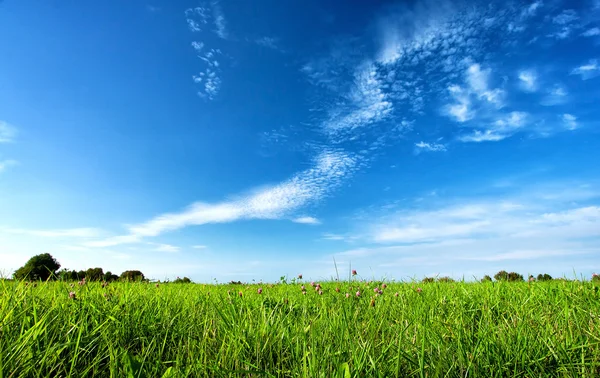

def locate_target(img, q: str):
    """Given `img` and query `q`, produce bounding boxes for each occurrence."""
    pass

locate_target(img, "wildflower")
[319,290,323,295]
[346,293,350,298]
[394,292,399,297]
[298,274,303,279]
[155,283,159,288]
[69,292,76,300]
[416,287,422,293]
[375,293,380,297]
[381,283,387,289]
[374,287,379,293]
[257,288,263,294]
[302,291,306,295]
[301,285,305,290]
[356,291,361,297]
[335,287,340,293]
[239,291,243,297]
[310,281,315,287]
[352,269,357,276]
[370,298,375,307]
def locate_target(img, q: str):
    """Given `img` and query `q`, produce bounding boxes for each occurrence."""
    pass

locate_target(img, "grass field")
[1,278,600,377]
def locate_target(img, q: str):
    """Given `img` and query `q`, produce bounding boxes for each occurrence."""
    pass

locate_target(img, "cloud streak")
[86,150,355,246]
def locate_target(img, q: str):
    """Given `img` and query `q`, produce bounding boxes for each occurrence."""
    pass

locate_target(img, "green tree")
[481,275,493,283]
[13,253,61,281]
[85,267,104,281]
[494,270,509,281]
[120,270,145,282]
[537,273,553,281]
[103,271,119,282]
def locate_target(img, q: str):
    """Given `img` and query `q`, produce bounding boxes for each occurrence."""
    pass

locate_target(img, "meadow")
[1,277,600,377]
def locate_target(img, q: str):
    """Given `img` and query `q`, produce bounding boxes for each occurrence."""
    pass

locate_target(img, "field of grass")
[1,278,600,377]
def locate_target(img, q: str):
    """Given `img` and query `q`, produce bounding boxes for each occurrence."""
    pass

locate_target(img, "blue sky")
[1,0,599,282]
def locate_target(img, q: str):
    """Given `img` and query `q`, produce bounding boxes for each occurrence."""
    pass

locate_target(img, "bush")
[494,271,524,282]
[422,277,435,283]
[481,275,493,282]
[437,277,454,283]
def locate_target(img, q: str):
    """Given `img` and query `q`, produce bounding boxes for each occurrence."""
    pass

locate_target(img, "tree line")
[12,253,146,282]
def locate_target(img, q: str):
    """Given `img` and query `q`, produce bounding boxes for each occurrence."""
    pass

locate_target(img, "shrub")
[422,277,435,283]
[437,277,454,283]
[481,275,493,282]
[537,273,553,281]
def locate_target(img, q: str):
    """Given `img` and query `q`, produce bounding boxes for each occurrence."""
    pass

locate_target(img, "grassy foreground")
[1,279,600,377]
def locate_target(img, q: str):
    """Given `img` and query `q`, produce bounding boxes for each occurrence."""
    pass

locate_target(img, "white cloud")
[0,121,17,143]
[415,141,447,152]
[552,9,578,25]
[582,27,600,37]
[446,85,473,122]
[458,111,528,143]
[323,62,393,136]
[150,243,180,253]
[85,150,356,247]
[212,2,227,39]
[540,85,568,106]
[518,70,538,92]
[331,187,600,275]
[570,59,599,80]
[292,216,321,225]
[465,64,504,107]
[322,233,346,241]
[458,130,506,142]
[192,245,208,249]
[255,37,280,50]
[191,41,204,53]
[194,68,221,100]
[562,113,578,130]
[3,227,103,238]
[521,1,543,18]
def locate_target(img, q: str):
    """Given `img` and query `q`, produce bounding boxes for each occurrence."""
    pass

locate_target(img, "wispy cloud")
[445,85,473,122]
[552,9,579,25]
[570,59,599,80]
[582,27,600,37]
[415,141,446,153]
[292,216,321,225]
[192,245,208,249]
[194,68,221,100]
[465,63,504,107]
[149,243,180,253]
[459,111,528,143]
[0,121,17,143]
[86,150,355,247]
[212,2,228,39]
[255,37,280,50]
[518,69,538,92]
[331,183,600,273]
[562,113,578,130]
[322,62,393,138]
[540,84,568,106]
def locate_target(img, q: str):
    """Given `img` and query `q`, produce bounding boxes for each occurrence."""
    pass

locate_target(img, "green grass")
[1,279,600,377]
